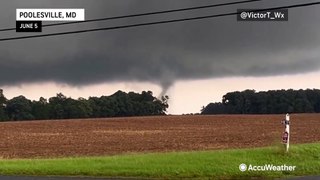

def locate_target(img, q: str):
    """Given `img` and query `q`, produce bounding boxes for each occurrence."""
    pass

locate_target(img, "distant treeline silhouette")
[0,89,168,121]
[201,89,320,114]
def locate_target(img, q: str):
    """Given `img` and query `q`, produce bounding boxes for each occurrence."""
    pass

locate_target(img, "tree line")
[0,89,169,121]
[201,89,320,114]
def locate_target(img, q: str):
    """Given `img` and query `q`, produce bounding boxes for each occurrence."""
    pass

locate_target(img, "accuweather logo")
[239,164,247,171]
[239,163,296,172]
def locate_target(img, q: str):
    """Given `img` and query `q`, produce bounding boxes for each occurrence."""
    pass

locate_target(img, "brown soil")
[0,114,319,158]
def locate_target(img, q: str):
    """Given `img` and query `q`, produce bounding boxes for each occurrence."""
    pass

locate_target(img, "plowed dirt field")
[0,114,319,158]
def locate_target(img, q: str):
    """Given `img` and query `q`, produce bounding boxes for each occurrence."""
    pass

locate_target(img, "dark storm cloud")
[0,0,320,92]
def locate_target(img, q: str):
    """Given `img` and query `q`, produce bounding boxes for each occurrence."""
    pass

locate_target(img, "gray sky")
[0,0,320,113]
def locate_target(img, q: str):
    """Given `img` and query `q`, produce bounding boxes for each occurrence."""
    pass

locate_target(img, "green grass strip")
[0,143,320,179]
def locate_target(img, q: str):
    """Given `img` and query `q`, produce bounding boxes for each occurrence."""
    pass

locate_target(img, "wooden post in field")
[282,113,290,152]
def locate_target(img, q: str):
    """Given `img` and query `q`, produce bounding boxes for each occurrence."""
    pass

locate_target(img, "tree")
[6,95,34,120]
[48,93,67,119]
[202,89,320,114]
[32,97,49,120]
[63,97,93,119]
[0,90,169,121]
[0,89,8,121]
